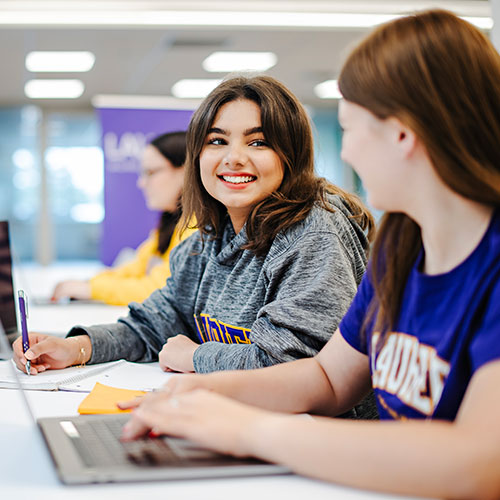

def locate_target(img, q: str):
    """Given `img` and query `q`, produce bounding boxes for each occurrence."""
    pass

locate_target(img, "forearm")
[199,357,338,415]
[67,322,148,363]
[247,415,499,499]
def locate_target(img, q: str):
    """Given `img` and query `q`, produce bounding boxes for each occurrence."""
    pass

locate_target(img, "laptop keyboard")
[72,418,182,468]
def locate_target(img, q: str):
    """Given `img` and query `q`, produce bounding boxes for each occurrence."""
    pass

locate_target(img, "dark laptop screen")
[0,221,17,335]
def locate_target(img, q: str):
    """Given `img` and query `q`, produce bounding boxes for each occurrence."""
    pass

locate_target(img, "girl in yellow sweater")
[51,131,195,305]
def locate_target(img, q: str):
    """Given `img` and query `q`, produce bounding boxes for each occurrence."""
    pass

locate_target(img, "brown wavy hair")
[338,10,500,345]
[181,75,374,256]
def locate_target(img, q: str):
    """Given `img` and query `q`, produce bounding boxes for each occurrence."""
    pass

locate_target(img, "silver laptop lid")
[0,221,19,343]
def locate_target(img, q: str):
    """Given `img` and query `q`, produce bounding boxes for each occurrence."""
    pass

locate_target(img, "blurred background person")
[51,131,194,305]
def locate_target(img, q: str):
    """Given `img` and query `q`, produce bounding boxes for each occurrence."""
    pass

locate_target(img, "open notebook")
[0,359,170,392]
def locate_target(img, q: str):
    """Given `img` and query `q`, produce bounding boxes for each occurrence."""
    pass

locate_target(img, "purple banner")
[95,104,194,265]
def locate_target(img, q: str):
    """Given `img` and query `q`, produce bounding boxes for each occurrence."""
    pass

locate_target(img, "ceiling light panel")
[0,11,404,28]
[25,51,95,72]
[24,79,85,99]
[314,80,342,99]
[171,79,223,99]
[172,78,222,99]
[0,6,491,29]
[202,52,277,72]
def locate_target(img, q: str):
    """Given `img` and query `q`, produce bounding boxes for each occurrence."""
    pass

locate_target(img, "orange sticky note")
[78,382,146,415]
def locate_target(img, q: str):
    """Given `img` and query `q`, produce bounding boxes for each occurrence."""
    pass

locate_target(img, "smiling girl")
[15,76,375,417]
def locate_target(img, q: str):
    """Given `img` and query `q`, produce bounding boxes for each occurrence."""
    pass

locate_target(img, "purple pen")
[18,290,30,376]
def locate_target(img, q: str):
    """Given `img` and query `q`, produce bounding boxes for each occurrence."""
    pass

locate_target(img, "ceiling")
[0,0,492,110]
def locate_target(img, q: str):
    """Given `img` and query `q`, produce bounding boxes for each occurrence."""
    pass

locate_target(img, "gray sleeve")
[67,321,148,363]
[67,237,202,364]
[193,231,362,373]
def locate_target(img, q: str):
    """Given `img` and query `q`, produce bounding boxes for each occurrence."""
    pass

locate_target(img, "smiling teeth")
[222,175,256,184]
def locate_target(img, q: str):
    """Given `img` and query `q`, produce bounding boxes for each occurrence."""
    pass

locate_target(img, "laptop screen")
[0,221,18,337]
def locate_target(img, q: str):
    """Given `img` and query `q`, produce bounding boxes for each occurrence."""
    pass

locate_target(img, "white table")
[13,261,128,335]
[0,387,419,500]
[3,263,421,499]
[25,302,129,336]
[13,260,106,298]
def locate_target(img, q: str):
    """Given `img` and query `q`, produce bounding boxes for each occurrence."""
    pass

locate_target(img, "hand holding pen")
[18,290,30,375]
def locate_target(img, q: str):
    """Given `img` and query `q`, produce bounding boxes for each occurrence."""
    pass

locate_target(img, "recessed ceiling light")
[171,79,222,99]
[314,80,342,99]
[202,52,277,72]
[24,79,85,99]
[25,51,95,72]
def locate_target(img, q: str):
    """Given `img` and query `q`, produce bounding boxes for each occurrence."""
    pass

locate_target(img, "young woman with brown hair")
[14,76,375,420]
[120,10,500,498]
[51,131,193,306]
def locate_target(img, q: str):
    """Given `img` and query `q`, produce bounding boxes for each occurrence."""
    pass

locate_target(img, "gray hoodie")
[69,194,369,374]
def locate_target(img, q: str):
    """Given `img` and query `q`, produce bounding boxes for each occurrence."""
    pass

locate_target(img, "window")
[45,112,103,259]
[0,107,103,261]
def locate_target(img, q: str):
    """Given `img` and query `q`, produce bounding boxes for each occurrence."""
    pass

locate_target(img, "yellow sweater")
[89,223,196,306]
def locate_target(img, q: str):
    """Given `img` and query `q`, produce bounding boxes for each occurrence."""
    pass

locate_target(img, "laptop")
[0,321,290,485]
[0,221,19,345]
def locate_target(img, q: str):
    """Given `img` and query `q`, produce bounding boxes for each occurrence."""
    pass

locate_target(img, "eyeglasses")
[138,167,167,180]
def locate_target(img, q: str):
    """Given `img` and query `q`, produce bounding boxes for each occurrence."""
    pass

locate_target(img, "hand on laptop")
[121,387,274,459]
[12,334,92,374]
[117,371,214,413]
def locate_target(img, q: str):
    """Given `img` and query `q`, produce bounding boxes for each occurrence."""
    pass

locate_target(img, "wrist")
[70,336,92,366]
[188,344,198,371]
[82,281,91,299]
[244,410,283,459]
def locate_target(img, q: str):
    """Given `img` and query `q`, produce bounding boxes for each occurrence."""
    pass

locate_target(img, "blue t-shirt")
[340,209,500,421]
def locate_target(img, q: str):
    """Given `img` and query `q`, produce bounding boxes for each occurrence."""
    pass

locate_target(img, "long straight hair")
[181,75,374,256]
[149,131,187,253]
[338,10,500,344]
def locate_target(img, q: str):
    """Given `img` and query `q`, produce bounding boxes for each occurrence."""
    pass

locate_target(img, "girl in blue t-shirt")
[120,10,500,498]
